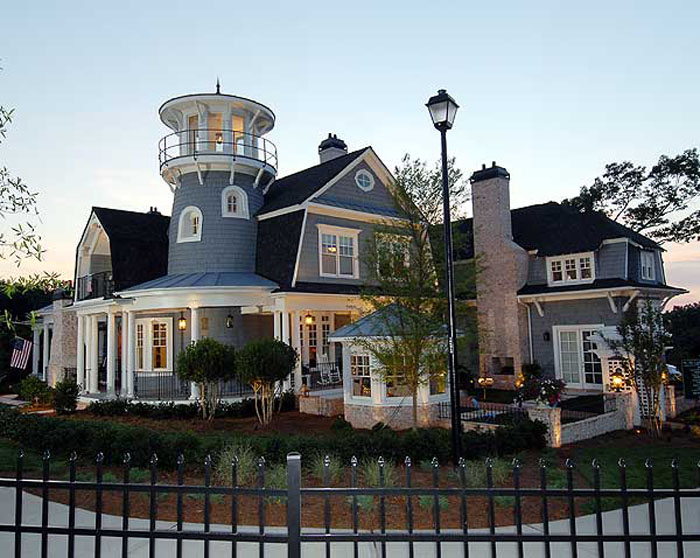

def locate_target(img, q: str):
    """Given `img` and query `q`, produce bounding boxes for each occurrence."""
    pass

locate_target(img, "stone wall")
[299,394,344,417]
[344,402,443,430]
[47,299,77,386]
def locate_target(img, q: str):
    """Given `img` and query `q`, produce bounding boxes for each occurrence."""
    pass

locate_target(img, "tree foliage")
[665,302,700,365]
[605,299,671,436]
[563,149,700,243]
[235,338,297,426]
[176,338,236,420]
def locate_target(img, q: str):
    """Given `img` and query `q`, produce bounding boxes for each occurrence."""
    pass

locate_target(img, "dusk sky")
[1,0,698,306]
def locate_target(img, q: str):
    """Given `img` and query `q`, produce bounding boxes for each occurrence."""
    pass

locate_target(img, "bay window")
[351,354,371,397]
[547,253,595,285]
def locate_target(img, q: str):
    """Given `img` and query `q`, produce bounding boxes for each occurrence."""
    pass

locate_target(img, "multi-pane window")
[307,322,317,366]
[582,331,603,384]
[556,326,603,386]
[321,315,330,356]
[318,226,359,278]
[187,115,199,154]
[136,324,144,370]
[178,206,202,242]
[558,330,580,384]
[221,186,248,218]
[351,354,371,397]
[191,214,200,236]
[640,251,656,280]
[152,323,168,370]
[386,373,412,398]
[227,194,237,214]
[430,372,447,395]
[548,253,595,285]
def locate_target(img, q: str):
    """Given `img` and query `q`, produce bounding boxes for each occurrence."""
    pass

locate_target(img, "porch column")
[106,310,116,395]
[32,327,40,376]
[190,307,200,400]
[290,312,302,392]
[42,322,50,381]
[126,312,135,397]
[76,315,85,390]
[88,314,99,393]
[121,311,129,397]
[273,311,281,340]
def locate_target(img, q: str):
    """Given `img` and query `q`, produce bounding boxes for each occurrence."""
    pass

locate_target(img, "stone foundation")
[344,402,443,430]
[298,394,344,417]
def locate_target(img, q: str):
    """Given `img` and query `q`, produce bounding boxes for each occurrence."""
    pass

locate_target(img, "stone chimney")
[318,133,348,163]
[470,162,529,386]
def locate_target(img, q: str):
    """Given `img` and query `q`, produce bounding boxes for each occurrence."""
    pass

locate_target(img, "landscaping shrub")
[308,452,344,484]
[213,442,257,486]
[330,416,353,432]
[17,375,53,404]
[53,378,79,415]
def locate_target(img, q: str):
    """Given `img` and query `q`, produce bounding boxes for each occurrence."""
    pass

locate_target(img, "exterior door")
[555,325,604,389]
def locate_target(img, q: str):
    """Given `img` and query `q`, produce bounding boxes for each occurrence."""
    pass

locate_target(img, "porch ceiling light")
[304,313,315,325]
[426,89,459,130]
[178,313,187,331]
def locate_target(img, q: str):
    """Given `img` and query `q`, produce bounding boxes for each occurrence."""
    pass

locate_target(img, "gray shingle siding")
[196,307,273,349]
[529,297,624,378]
[527,255,547,285]
[168,171,263,274]
[296,213,379,285]
[314,161,396,212]
[596,242,627,279]
[627,245,663,285]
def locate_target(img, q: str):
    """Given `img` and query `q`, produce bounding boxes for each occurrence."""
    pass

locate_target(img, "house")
[456,162,686,392]
[35,87,402,403]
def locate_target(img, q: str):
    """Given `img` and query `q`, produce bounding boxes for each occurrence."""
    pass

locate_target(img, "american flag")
[10,337,33,370]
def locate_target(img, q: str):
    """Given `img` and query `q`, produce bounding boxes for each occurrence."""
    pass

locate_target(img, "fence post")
[286,452,302,558]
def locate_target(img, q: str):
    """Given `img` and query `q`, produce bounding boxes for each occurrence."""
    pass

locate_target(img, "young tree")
[665,302,700,365]
[235,338,297,426]
[358,156,468,429]
[605,298,671,436]
[563,149,700,243]
[176,338,236,420]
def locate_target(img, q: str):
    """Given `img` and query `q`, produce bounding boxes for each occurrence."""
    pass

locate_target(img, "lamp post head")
[426,89,459,131]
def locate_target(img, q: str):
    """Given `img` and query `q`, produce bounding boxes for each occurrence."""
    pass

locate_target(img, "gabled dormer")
[74,207,170,302]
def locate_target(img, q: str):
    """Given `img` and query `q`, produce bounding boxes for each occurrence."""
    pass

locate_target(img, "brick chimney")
[470,162,529,386]
[318,133,348,163]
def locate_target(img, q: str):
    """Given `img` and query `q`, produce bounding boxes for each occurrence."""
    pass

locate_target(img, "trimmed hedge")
[86,392,296,420]
[0,406,547,469]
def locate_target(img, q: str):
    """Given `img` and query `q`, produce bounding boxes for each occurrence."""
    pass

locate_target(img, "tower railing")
[158,128,278,171]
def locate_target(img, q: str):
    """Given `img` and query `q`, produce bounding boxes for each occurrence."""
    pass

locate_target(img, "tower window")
[177,206,203,243]
[221,185,249,219]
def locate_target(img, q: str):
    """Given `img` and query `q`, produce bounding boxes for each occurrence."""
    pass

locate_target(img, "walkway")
[0,487,697,557]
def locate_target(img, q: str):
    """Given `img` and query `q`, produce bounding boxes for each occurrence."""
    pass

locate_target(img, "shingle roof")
[448,202,661,260]
[517,278,686,296]
[258,148,367,214]
[255,210,306,288]
[122,272,277,292]
[274,282,364,295]
[91,207,170,290]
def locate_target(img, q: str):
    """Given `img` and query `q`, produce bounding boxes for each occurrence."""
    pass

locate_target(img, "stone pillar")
[76,315,85,390]
[32,327,40,376]
[88,315,99,393]
[42,323,50,381]
[106,310,116,395]
[126,312,135,398]
[121,312,129,397]
[527,405,562,448]
[190,307,200,400]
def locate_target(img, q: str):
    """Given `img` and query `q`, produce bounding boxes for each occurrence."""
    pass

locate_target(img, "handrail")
[158,128,278,170]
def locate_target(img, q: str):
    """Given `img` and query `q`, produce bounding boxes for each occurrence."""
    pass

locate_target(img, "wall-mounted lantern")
[304,313,315,326]
[610,368,626,392]
[177,313,187,331]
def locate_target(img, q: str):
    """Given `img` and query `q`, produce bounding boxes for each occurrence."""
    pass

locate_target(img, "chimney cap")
[318,133,347,153]
[470,163,510,184]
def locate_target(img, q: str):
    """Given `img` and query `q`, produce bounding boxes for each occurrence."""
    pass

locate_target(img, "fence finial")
[350,455,358,467]
[617,457,626,469]
[565,458,575,469]
[431,456,439,468]
[405,456,412,467]
[591,458,600,469]
[42,449,51,461]
[96,452,104,464]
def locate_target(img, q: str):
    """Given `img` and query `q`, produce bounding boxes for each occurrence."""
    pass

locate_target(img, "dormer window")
[640,251,656,280]
[547,252,595,286]
[177,206,203,243]
[221,185,249,219]
[318,224,360,279]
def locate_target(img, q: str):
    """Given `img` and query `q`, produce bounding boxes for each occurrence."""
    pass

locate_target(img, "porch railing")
[133,371,253,401]
[303,361,343,391]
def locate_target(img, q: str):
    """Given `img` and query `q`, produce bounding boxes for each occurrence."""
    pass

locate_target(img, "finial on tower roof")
[216,78,221,94]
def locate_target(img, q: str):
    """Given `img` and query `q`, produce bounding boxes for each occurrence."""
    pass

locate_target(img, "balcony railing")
[158,128,278,171]
[75,271,115,301]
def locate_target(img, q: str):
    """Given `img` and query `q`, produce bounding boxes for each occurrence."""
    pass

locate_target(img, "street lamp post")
[426,89,462,465]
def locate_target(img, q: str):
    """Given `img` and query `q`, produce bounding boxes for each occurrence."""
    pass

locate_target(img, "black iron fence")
[133,371,253,401]
[1,451,699,557]
[440,401,527,425]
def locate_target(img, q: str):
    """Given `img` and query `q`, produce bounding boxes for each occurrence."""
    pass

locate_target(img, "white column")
[190,307,200,400]
[290,311,303,392]
[42,322,50,381]
[89,315,99,393]
[280,310,293,391]
[126,312,135,397]
[273,311,281,340]
[76,315,85,390]
[106,310,116,395]
[32,327,40,376]
[121,312,129,397]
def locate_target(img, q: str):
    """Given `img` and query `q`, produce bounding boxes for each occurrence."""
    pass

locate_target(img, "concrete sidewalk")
[0,487,698,557]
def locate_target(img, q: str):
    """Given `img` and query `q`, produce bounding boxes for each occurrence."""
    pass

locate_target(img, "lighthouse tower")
[157,84,277,275]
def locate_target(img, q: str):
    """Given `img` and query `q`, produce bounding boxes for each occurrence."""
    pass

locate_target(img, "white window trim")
[354,169,375,192]
[552,324,604,389]
[134,317,173,372]
[177,206,203,243]
[546,252,596,286]
[317,224,361,279]
[640,250,656,281]
[349,352,372,400]
[221,185,250,219]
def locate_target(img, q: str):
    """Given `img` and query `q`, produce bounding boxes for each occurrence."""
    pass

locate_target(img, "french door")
[554,325,604,388]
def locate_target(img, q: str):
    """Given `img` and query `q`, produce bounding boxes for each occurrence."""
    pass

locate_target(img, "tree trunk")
[412,385,418,430]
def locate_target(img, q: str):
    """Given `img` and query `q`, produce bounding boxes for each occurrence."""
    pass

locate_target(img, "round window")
[355,170,375,192]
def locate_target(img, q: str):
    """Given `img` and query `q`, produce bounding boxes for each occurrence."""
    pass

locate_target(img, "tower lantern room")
[157,84,277,188]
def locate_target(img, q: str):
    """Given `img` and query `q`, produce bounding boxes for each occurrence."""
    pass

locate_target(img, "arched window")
[221,185,249,219]
[177,206,203,243]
